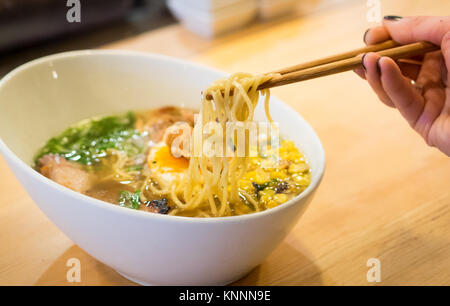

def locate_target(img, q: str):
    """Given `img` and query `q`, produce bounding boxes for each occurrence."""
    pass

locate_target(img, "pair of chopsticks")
[259,40,439,90]
[205,40,439,100]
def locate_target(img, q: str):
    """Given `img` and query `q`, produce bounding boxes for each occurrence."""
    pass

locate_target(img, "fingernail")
[376,57,382,75]
[363,29,370,44]
[384,15,402,21]
[361,54,367,73]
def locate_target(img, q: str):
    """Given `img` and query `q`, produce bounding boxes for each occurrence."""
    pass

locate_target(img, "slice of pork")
[38,154,91,193]
[135,106,195,142]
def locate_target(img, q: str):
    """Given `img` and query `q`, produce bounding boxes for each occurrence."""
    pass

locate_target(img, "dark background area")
[0,0,176,77]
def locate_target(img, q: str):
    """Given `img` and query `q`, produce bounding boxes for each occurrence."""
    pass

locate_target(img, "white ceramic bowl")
[0,51,325,285]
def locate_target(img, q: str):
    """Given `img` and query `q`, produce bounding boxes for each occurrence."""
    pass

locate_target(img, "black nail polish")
[361,54,367,72]
[384,15,402,21]
[363,29,370,44]
[376,57,382,75]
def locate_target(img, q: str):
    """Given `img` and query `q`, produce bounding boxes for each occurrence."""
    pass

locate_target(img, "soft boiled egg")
[147,142,189,183]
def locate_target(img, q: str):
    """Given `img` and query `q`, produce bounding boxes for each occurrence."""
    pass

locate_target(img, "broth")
[35,107,311,217]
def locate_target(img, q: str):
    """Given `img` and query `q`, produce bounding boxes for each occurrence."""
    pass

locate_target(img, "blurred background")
[0,0,353,76]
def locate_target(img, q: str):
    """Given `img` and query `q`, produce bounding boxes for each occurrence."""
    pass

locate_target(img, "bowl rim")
[0,49,326,224]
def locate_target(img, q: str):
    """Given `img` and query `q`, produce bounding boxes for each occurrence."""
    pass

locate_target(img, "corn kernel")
[270,169,287,180]
[294,174,310,186]
[274,193,288,204]
[288,163,309,174]
[239,179,253,192]
[266,201,277,208]
[245,170,256,180]
[254,168,270,184]
[266,194,287,208]
[260,189,275,204]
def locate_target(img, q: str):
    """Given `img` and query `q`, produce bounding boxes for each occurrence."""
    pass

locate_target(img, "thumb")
[441,32,450,114]
[383,16,450,46]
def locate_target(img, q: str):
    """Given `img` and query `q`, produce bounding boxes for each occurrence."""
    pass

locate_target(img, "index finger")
[383,16,450,46]
[364,26,391,45]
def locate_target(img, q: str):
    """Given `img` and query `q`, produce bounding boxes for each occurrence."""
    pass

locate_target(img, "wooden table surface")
[1,0,449,286]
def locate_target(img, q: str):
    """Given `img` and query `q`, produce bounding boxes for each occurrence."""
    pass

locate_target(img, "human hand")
[354,16,450,156]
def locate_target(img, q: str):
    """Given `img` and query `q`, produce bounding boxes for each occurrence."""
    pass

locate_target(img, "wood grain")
[1,0,449,285]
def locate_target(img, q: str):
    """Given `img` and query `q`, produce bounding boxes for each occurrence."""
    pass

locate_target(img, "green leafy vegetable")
[126,164,144,172]
[252,179,287,193]
[119,190,141,210]
[252,181,270,191]
[34,112,142,165]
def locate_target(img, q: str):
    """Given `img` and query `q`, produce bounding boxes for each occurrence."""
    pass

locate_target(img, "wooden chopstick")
[272,40,399,75]
[259,41,439,90]
[205,40,439,100]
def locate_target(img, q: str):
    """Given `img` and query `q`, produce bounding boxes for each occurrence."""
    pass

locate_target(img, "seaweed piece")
[274,181,289,193]
[252,181,270,192]
[145,198,170,214]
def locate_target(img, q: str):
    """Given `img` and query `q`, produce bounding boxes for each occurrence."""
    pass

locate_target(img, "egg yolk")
[148,144,189,173]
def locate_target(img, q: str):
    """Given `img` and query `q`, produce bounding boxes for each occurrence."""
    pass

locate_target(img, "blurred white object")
[259,0,298,20]
[167,0,258,38]
[297,0,353,15]
[176,0,246,11]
